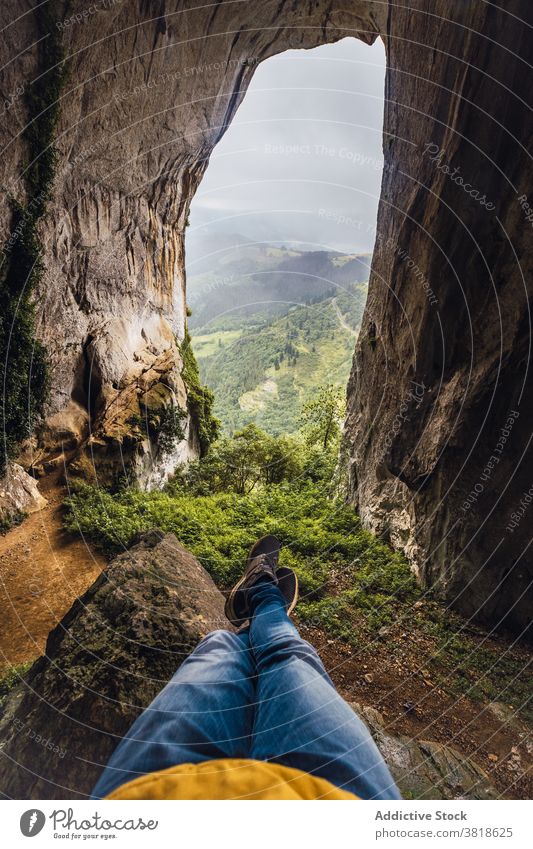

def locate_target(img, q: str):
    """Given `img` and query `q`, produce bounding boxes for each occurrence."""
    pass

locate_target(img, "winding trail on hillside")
[0,473,106,673]
[331,297,357,336]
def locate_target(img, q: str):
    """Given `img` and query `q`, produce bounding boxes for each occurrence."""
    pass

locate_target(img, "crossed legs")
[92,584,400,800]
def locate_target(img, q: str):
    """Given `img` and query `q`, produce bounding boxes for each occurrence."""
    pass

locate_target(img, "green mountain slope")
[193,281,368,435]
[187,238,370,329]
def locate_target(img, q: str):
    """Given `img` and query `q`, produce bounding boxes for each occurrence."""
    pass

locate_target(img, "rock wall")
[344,1,533,634]
[1,1,531,630]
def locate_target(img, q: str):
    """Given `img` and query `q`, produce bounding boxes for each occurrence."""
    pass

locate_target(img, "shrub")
[64,425,419,643]
[179,327,220,456]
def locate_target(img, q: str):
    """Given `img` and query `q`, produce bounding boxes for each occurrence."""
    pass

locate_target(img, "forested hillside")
[186,236,370,327]
[187,240,369,434]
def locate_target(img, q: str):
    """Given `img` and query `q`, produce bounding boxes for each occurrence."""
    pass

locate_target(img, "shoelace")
[252,553,275,573]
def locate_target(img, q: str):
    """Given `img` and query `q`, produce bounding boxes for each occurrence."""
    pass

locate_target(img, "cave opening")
[184,36,386,439]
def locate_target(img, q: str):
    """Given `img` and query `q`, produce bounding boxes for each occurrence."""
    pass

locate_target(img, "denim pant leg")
[247,583,401,800]
[92,630,255,798]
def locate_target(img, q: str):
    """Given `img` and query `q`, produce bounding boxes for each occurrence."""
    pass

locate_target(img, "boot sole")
[276,566,299,617]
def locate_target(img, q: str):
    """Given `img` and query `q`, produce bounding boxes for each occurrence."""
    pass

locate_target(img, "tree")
[300,384,345,451]
[224,424,268,494]
[261,434,302,484]
[177,425,304,494]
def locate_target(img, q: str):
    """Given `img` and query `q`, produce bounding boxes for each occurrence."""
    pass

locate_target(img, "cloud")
[188,37,386,256]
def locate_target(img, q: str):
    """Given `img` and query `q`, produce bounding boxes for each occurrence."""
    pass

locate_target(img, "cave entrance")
[185,37,385,438]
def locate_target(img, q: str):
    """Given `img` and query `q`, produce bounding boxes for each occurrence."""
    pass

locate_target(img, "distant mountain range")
[186,234,370,330]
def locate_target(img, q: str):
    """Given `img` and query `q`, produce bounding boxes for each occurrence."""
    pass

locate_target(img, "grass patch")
[193,329,243,359]
[63,421,532,725]
[0,661,33,708]
[0,510,26,536]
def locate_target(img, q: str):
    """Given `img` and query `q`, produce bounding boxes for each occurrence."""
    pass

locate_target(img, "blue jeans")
[92,582,401,799]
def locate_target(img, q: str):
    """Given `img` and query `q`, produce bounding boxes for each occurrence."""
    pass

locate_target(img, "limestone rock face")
[1,1,531,629]
[0,531,496,801]
[343,1,533,634]
[0,531,228,799]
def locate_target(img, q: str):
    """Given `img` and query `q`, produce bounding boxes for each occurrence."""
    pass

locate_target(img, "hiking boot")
[224,534,298,626]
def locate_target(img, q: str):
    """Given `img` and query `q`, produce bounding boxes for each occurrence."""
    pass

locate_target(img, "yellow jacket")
[106,758,358,800]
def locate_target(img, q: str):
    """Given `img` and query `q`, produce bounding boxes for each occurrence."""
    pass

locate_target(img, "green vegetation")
[64,404,532,722]
[179,423,305,495]
[0,3,67,472]
[300,384,345,450]
[64,426,413,616]
[0,661,33,708]
[185,238,369,436]
[195,283,367,435]
[179,327,220,455]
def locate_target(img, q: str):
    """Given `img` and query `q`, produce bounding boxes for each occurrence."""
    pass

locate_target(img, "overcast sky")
[188,37,386,256]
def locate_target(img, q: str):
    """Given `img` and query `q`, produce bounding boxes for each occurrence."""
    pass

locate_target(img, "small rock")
[0,532,227,797]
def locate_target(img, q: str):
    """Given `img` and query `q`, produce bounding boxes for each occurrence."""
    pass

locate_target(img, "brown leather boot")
[224,534,298,626]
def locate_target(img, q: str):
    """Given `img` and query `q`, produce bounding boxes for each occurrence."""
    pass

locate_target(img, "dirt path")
[0,473,106,674]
